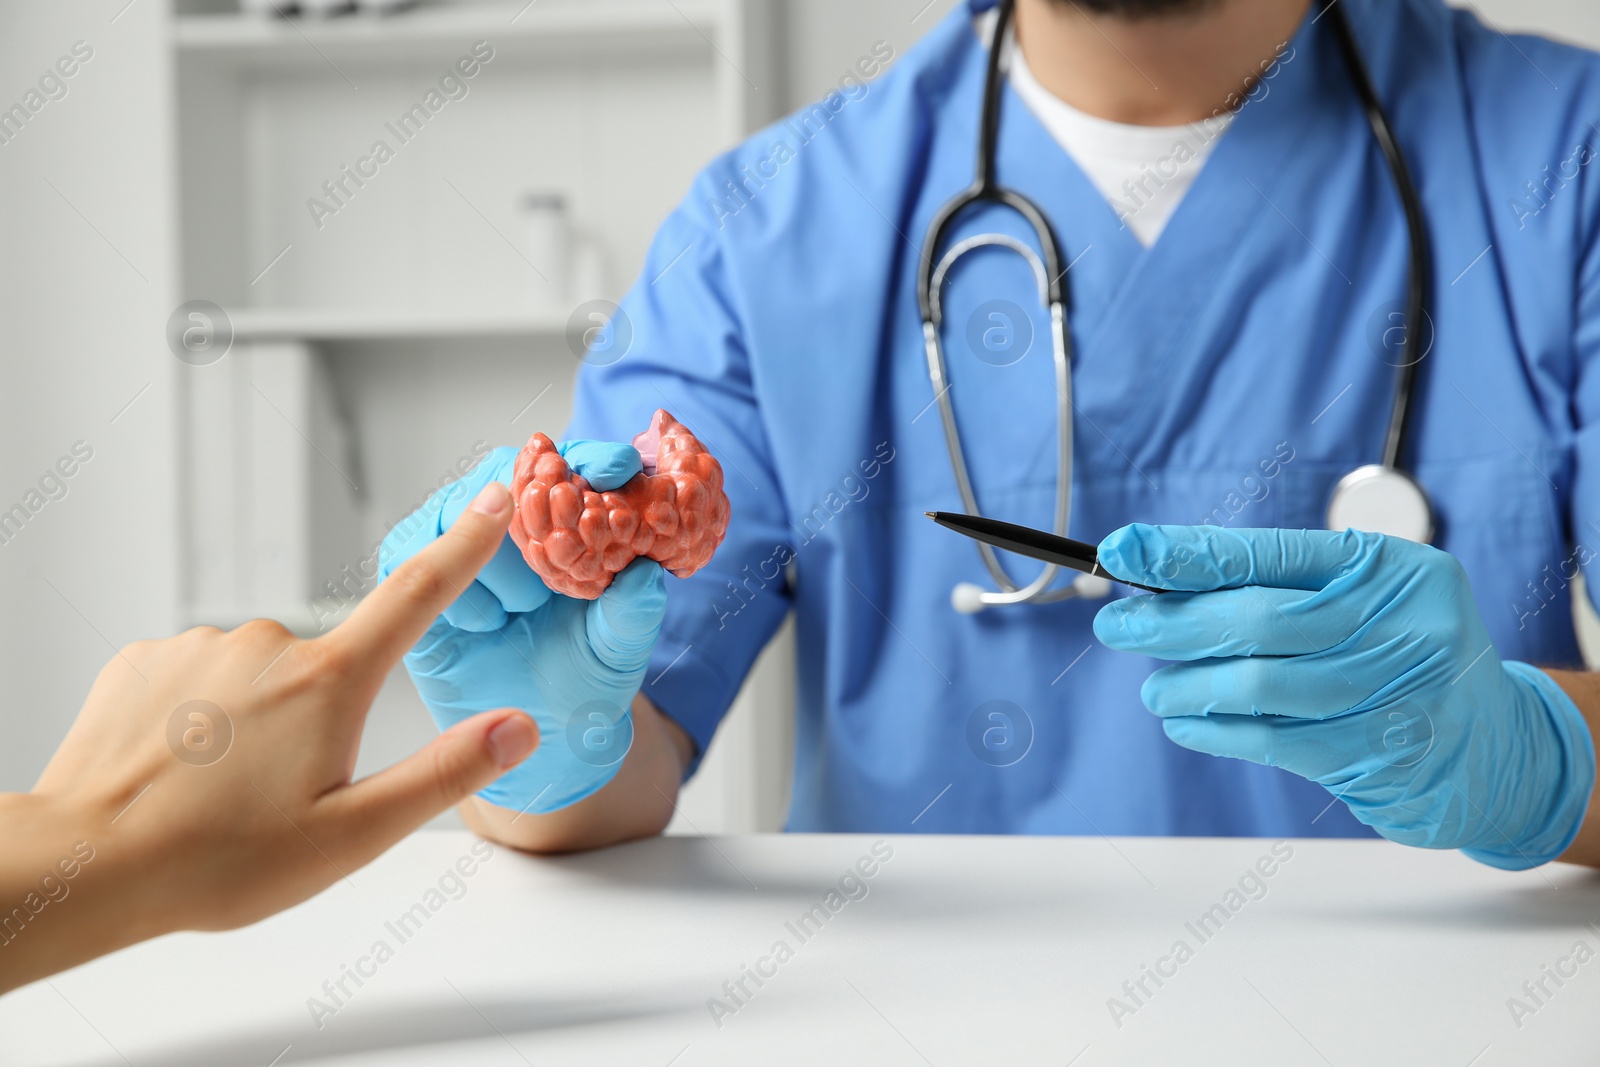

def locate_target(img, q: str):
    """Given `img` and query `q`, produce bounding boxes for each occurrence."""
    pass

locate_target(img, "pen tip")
[924,512,937,519]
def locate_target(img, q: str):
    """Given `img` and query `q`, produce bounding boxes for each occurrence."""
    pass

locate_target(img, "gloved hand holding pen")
[1093,525,1597,870]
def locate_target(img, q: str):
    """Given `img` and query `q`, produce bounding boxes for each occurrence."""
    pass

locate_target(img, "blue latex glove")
[1093,524,1595,870]
[379,442,666,814]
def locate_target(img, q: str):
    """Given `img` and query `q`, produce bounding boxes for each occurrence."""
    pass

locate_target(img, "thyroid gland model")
[508,409,731,599]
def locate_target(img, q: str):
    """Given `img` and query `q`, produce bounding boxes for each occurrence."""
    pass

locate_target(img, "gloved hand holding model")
[1093,525,1596,870]
[379,440,668,815]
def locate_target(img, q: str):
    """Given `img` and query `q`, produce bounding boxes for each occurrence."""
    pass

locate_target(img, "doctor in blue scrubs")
[382,0,1600,870]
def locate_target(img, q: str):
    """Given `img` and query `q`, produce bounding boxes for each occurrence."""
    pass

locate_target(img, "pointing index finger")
[319,482,514,671]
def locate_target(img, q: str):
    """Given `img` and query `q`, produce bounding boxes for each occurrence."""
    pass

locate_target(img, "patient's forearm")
[461,694,692,853]
[0,794,153,995]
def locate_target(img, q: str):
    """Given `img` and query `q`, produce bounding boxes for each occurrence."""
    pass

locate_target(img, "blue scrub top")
[566,0,1600,838]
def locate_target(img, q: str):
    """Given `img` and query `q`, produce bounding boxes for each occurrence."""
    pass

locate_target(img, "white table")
[3,831,1598,1066]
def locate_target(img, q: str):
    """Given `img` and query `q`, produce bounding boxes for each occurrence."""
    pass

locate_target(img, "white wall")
[1462,0,1600,47]
[0,2,178,792]
[778,0,958,107]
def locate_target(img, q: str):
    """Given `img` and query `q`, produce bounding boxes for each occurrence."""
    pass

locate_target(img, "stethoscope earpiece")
[1072,573,1114,601]
[951,583,991,615]
[951,572,1114,615]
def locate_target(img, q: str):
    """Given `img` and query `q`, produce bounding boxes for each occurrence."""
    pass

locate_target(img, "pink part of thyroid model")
[508,409,732,599]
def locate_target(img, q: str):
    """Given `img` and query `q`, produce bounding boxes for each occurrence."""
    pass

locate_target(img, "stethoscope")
[920,0,1434,614]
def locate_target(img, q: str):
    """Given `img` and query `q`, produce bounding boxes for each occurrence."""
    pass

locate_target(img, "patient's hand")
[0,482,536,995]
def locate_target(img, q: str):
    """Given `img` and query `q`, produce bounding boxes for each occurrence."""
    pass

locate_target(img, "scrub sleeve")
[565,184,795,774]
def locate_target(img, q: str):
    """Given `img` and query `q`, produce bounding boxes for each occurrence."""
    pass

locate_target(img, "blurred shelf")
[175,0,723,65]
[229,306,569,341]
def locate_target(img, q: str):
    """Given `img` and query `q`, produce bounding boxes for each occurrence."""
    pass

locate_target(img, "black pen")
[924,512,1166,595]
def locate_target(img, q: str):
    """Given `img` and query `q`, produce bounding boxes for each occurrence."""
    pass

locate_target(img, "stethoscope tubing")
[1323,0,1433,471]
[919,0,1434,607]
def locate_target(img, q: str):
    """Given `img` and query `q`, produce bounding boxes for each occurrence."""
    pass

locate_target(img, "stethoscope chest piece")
[1326,463,1434,544]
